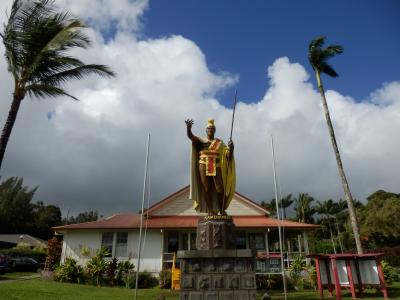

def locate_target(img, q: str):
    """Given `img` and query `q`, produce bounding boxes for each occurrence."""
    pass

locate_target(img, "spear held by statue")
[229,89,238,142]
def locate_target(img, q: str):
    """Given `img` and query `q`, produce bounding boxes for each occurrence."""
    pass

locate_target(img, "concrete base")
[177,249,257,300]
[196,216,236,250]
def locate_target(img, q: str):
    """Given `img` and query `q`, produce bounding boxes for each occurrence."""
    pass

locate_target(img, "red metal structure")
[307,253,388,300]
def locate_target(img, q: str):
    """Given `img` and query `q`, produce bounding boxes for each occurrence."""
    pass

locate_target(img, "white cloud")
[0,0,399,216]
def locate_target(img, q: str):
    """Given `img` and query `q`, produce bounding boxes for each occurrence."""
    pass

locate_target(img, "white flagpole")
[271,134,287,300]
[135,133,150,300]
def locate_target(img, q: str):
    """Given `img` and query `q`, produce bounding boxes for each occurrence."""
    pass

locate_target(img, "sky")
[0,0,399,217]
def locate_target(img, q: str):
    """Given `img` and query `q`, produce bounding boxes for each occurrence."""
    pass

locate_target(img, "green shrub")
[309,239,336,254]
[381,260,399,284]
[159,269,172,289]
[137,271,158,288]
[0,246,47,262]
[54,258,85,283]
[106,257,118,286]
[122,271,159,289]
[122,272,135,288]
[116,260,135,286]
[85,247,109,286]
[289,256,307,290]
[256,274,293,291]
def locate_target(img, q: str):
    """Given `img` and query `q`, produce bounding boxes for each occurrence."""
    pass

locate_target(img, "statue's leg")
[199,164,213,214]
[214,168,226,215]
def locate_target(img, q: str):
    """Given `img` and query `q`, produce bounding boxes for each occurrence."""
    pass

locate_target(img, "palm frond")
[34,64,115,86]
[308,35,343,78]
[308,35,325,52]
[26,84,78,100]
[320,62,339,77]
[2,0,115,100]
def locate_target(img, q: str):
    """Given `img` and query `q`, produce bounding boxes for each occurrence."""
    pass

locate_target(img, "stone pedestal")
[196,216,236,250]
[177,216,257,300]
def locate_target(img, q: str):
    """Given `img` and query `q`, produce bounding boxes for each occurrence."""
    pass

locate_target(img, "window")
[115,232,128,258]
[101,232,113,257]
[167,231,179,253]
[248,233,265,250]
[190,233,197,250]
[182,233,189,250]
[236,231,247,249]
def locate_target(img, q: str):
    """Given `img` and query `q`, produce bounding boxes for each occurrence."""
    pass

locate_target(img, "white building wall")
[129,230,163,274]
[61,231,102,265]
[61,229,163,274]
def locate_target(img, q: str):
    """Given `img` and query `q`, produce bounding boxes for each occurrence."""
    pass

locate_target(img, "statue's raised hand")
[185,119,194,129]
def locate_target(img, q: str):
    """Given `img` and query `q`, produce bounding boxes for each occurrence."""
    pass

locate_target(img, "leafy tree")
[63,210,99,224]
[315,199,346,253]
[308,36,362,254]
[0,177,63,239]
[33,201,62,240]
[0,177,36,233]
[294,193,315,224]
[358,190,400,247]
[0,0,115,169]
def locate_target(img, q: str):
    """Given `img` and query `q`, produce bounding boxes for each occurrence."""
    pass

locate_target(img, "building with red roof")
[53,186,317,274]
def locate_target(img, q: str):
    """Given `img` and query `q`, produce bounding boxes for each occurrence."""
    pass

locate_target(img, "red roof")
[52,214,318,232]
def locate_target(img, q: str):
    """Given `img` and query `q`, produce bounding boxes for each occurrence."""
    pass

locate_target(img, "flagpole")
[135,133,150,300]
[271,134,287,300]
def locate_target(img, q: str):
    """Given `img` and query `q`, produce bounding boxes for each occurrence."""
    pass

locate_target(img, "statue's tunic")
[190,136,236,214]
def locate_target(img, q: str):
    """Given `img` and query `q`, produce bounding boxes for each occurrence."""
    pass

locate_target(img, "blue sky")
[144,0,400,106]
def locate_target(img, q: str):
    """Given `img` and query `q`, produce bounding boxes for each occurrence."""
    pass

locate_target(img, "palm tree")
[260,199,276,217]
[315,199,346,253]
[308,36,363,254]
[0,0,115,169]
[294,193,315,224]
[279,193,293,219]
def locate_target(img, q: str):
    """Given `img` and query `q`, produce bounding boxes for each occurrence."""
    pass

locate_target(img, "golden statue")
[185,118,236,215]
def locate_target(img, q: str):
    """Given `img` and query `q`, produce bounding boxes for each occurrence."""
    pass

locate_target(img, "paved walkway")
[0,274,40,283]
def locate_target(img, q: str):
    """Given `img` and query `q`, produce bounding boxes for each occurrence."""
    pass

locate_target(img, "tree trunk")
[0,94,23,170]
[316,71,363,254]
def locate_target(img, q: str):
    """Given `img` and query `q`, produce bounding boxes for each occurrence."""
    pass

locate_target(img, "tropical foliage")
[0,177,62,240]
[44,237,62,271]
[294,193,315,224]
[54,258,85,284]
[358,190,400,247]
[0,0,115,169]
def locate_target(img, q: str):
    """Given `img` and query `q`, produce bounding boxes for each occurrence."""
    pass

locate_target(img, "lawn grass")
[0,279,398,300]
[0,272,38,280]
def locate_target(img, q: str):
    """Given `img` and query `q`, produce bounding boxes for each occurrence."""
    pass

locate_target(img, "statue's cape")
[190,137,236,214]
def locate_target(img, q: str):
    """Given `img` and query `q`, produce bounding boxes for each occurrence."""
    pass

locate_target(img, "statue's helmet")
[206,118,215,129]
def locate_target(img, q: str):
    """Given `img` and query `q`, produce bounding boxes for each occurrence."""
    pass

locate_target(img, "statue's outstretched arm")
[185,119,195,141]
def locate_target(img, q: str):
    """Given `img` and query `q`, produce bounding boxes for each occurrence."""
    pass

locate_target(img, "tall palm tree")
[0,0,115,169]
[260,199,276,217]
[308,36,362,253]
[315,199,346,253]
[294,193,315,224]
[279,193,293,219]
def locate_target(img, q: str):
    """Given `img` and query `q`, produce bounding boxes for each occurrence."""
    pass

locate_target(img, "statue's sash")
[200,139,221,176]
